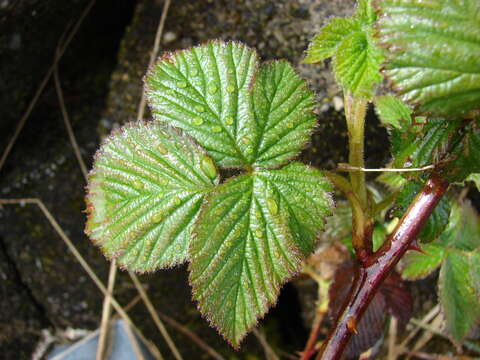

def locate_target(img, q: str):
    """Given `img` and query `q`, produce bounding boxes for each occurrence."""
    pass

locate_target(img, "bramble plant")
[85,0,480,358]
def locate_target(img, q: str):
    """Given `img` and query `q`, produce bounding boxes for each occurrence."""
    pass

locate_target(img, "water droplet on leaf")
[266,197,278,215]
[208,84,218,94]
[157,144,168,155]
[212,126,222,133]
[195,105,205,113]
[255,228,264,238]
[227,84,235,93]
[225,116,234,125]
[177,81,187,88]
[193,117,204,126]
[200,155,218,179]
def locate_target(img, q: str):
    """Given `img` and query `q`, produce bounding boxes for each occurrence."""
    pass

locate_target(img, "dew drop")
[193,117,204,126]
[191,68,199,76]
[266,197,278,215]
[177,81,187,88]
[225,116,234,125]
[255,210,262,219]
[212,125,222,133]
[174,196,181,205]
[200,155,218,180]
[227,84,235,93]
[195,105,205,113]
[157,143,168,155]
[287,122,294,128]
[255,228,264,238]
[153,212,164,223]
[133,180,144,190]
[166,89,174,95]
[208,84,218,94]
[158,177,169,186]
[283,107,289,113]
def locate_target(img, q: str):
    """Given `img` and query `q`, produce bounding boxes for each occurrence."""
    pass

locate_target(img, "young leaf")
[304,0,383,98]
[378,0,480,116]
[439,250,480,343]
[145,41,316,169]
[304,18,360,63]
[394,181,451,243]
[333,30,384,98]
[189,165,333,346]
[467,173,480,191]
[401,243,445,280]
[374,95,412,130]
[85,122,219,272]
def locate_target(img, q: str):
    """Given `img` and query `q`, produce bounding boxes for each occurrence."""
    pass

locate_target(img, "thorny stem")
[316,174,449,360]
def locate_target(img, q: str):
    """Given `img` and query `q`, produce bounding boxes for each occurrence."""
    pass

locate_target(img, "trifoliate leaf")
[146,41,316,169]
[378,0,480,116]
[439,250,480,343]
[440,201,480,252]
[189,164,333,346]
[394,181,451,243]
[334,30,384,98]
[374,95,412,129]
[401,243,445,280]
[304,18,360,63]
[85,122,219,272]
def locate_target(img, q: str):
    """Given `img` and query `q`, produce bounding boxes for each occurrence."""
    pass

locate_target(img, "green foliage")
[374,95,412,129]
[304,0,383,97]
[190,166,333,345]
[145,41,316,169]
[394,181,451,243]
[390,116,480,182]
[87,41,334,346]
[402,201,480,342]
[377,0,480,116]
[85,123,219,272]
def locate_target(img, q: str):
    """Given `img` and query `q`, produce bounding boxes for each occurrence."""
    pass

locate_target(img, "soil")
[0,0,391,359]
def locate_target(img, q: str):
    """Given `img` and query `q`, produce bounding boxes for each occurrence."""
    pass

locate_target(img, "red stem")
[316,175,449,360]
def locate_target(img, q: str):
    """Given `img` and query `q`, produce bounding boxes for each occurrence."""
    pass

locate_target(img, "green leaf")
[376,172,407,190]
[439,250,480,343]
[401,243,445,280]
[440,201,480,252]
[145,41,316,169]
[304,0,383,97]
[189,164,332,346]
[391,118,480,182]
[334,30,384,98]
[85,122,219,272]
[304,18,360,63]
[378,0,480,116]
[374,95,412,129]
[251,62,317,168]
[394,181,451,243]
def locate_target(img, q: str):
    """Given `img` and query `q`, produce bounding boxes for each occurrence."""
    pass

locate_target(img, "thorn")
[347,316,358,334]
[407,239,426,254]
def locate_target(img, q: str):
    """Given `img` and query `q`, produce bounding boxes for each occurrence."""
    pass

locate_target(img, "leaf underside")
[189,164,333,346]
[378,0,480,116]
[86,122,219,272]
[145,41,316,169]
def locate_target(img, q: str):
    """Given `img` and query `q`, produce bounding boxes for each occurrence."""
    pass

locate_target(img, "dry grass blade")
[0,0,96,173]
[0,198,164,360]
[129,272,184,360]
[96,260,117,360]
[155,312,225,360]
[136,0,171,121]
[252,328,280,360]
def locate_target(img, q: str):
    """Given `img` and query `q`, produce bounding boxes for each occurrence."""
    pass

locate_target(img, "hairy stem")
[344,93,368,209]
[317,175,449,360]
